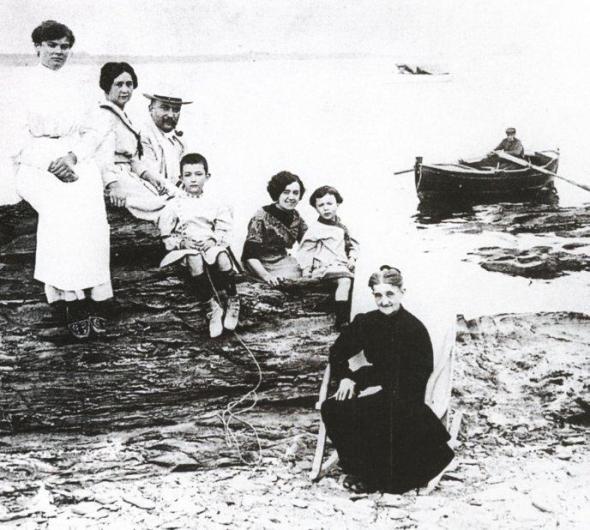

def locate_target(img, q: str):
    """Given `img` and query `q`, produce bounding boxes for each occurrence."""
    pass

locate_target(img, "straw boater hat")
[143,86,193,105]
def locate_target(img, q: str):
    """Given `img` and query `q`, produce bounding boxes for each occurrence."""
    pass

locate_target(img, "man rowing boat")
[490,127,524,158]
[459,127,526,170]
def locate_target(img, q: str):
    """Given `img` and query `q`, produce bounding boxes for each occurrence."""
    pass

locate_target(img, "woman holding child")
[321,266,454,494]
[242,171,307,286]
[14,21,113,339]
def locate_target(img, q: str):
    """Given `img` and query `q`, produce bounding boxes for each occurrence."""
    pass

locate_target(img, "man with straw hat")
[141,88,193,186]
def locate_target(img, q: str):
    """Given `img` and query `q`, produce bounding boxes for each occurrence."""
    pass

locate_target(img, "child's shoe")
[223,296,240,331]
[207,298,224,338]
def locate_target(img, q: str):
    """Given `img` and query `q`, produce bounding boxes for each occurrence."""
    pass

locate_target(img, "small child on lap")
[158,153,239,338]
[297,185,359,328]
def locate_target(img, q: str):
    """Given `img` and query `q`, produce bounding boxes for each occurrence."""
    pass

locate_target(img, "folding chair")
[309,316,462,490]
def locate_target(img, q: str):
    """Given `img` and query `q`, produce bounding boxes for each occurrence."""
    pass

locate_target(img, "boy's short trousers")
[160,245,228,268]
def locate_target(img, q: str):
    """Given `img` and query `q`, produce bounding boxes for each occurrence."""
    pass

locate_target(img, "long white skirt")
[15,139,111,292]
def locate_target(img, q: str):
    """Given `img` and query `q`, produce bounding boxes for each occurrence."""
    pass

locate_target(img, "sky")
[1,0,589,65]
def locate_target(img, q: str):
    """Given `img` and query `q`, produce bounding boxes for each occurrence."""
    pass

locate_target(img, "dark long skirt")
[321,390,454,493]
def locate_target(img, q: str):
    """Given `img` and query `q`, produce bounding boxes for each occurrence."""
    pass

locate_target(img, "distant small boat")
[414,150,559,202]
[396,64,449,75]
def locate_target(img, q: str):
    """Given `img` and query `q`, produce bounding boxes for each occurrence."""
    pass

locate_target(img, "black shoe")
[66,301,91,340]
[67,318,91,340]
[343,475,375,494]
[88,316,107,336]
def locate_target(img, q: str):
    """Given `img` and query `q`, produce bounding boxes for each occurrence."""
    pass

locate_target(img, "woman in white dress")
[14,20,113,339]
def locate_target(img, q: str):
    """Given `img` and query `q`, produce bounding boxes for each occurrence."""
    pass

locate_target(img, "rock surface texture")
[1,202,588,528]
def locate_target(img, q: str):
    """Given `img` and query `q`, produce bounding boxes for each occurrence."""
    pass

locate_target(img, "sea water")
[0,57,588,321]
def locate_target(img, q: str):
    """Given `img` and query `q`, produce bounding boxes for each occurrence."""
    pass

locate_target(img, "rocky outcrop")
[0,202,338,437]
[416,201,590,279]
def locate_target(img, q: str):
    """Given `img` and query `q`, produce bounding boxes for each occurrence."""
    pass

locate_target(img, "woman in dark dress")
[242,171,307,286]
[321,266,454,493]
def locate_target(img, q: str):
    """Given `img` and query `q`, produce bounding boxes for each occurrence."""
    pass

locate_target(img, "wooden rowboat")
[414,150,559,202]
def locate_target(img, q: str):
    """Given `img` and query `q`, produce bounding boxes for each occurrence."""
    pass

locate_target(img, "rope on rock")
[205,261,263,467]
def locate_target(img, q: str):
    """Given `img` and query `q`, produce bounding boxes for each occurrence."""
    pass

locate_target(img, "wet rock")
[408,509,442,526]
[291,498,308,509]
[475,246,589,278]
[484,410,510,427]
[283,435,308,462]
[148,451,199,470]
[122,493,156,510]
[350,498,374,510]
[349,493,368,501]
[71,501,104,517]
[385,507,408,520]
[160,521,183,530]
[422,202,590,279]
[555,446,573,460]
[0,509,33,523]
[0,483,16,494]
[379,493,408,508]
[562,436,586,445]
[331,497,355,513]
[211,509,234,525]
[530,494,558,514]
[308,501,334,517]
[470,483,515,503]
[94,493,118,505]
[26,484,56,518]
[65,488,95,503]
[413,495,445,510]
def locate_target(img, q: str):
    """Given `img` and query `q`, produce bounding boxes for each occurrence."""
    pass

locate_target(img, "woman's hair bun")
[368,266,403,288]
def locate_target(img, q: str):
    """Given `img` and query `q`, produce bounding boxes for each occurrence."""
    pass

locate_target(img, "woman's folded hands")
[48,153,78,182]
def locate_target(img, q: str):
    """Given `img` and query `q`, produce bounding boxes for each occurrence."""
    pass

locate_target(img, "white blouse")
[158,194,233,251]
[14,64,106,171]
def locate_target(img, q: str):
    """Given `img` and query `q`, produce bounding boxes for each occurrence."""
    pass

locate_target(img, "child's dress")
[158,193,233,268]
[297,216,359,280]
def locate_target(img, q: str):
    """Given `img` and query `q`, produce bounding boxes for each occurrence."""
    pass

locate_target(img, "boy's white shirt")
[158,191,233,251]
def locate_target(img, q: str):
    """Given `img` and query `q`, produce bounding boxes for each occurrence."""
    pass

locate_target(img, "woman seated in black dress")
[241,171,307,287]
[321,265,454,493]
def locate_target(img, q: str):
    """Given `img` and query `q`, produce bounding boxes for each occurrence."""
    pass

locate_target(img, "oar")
[496,151,590,193]
[394,156,423,175]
